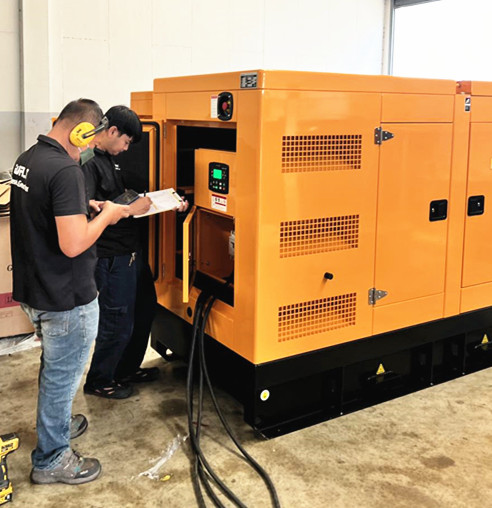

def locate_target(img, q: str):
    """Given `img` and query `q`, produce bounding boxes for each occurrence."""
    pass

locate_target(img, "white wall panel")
[108,0,153,109]
[152,45,192,79]
[0,0,18,33]
[62,38,111,104]
[152,0,192,47]
[60,0,108,40]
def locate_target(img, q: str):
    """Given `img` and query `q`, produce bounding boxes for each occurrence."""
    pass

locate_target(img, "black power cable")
[186,292,281,508]
[186,293,242,507]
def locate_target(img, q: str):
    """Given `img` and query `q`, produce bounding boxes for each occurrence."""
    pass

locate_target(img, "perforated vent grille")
[280,215,359,258]
[282,135,362,173]
[278,293,357,342]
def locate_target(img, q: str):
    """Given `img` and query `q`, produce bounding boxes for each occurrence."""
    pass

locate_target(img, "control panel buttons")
[208,162,229,194]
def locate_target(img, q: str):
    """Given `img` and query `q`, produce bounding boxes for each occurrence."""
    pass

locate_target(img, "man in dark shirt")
[10,99,131,485]
[82,106,160,399]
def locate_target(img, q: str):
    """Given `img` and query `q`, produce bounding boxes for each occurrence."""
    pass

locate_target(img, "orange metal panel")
[154,70,456,95]
[373,294,444,336]
[231,91,262,362]
[166,92,237,122]
[461,282,492,313]
[251,89,380,363]
[131,91,153,117]
[373,123,453,322]
[462,123,492,288]
[381,94,454,123]
[469,81,492,97]
[470,97,492,123]
[154,71,248,93]
[443,94,470,317]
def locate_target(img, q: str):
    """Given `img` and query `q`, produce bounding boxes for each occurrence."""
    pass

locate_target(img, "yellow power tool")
[0,434,19,505]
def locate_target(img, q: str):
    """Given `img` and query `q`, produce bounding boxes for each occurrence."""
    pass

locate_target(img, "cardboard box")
[0,217,33,338]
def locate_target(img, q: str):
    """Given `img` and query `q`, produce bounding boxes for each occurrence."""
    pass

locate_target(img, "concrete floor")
[2,343,492,508]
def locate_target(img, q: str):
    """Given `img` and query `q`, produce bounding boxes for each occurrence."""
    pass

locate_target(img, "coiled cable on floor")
[186,292,281,508]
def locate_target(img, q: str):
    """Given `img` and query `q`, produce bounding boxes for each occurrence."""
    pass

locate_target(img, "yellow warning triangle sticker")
[376,363,386,376]
[481,334,489,345]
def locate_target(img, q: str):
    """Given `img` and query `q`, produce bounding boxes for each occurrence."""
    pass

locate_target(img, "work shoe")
[70,414,88,439]
[116,367,159,384]
[83,381,133,399]
[30,449,101,485]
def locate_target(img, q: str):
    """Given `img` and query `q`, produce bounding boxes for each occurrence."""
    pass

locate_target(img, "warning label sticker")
[376,363,386,376]
[211,194,227,212]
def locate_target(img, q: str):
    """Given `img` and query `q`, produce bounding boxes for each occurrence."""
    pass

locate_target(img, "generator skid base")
[152,304,492,437]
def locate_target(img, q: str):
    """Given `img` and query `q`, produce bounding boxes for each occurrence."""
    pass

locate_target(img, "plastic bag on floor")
[138,434,188,480]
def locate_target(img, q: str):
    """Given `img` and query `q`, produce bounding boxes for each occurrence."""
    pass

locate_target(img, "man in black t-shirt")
[82,105,187,399]
[10,99,131,485]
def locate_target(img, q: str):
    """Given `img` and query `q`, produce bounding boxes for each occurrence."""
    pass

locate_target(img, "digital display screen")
[213,168,222,179]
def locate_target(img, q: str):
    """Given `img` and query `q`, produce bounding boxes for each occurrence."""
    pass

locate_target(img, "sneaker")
[30,449,101,485]
[83,381,133,399]
[70,414,88,439]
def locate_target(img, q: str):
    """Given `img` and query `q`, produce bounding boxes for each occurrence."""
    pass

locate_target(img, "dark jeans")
[115,255,157,379]
[86,251,157,388]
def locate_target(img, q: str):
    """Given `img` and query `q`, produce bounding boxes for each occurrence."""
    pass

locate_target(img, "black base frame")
[151,304,492,437]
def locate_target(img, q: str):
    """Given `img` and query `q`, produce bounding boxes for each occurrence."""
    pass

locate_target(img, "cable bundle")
[186,292,281,508]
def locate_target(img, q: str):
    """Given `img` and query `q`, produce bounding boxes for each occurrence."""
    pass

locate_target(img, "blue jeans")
[85,253,137,388]
[21,298,99,469]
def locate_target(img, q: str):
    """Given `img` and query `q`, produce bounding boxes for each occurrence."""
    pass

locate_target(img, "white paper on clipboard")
[134,188,183,218]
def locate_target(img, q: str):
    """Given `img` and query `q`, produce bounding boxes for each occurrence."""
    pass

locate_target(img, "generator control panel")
[209,162,229,194]
[195,149,236,217]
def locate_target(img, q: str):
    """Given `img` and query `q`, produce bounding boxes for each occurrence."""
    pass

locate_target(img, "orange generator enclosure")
[129,71,492,436]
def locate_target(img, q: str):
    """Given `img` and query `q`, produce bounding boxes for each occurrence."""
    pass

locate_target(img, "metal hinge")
[163,123,167,138]
[374,127,394,145]
[368,288,388,305]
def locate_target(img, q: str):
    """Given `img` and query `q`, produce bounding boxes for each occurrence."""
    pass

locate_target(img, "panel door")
[253,90,382,362]
[462,123,492,287]
[373,123,453,328]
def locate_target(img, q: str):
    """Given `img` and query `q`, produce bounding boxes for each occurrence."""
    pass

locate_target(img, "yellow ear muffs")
[69,122,96,147]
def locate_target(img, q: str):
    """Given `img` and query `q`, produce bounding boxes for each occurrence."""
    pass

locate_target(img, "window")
[392,0,492,80]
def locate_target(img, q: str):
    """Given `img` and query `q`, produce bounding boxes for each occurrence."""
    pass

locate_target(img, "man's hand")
[129,196,152,216]
[88,199,104,218]
[99,200,131,224]
[175,199,189,213]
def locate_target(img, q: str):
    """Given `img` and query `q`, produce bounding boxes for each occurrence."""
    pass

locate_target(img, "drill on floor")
[0,434,19,505]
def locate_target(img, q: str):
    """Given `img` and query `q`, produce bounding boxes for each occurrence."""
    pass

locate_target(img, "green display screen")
[213,168,222,179]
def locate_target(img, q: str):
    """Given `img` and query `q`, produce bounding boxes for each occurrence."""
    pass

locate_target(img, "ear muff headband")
[69,116,109,147]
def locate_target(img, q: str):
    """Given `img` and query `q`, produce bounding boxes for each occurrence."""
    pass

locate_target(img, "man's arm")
[128,196,152,216]
[55,201,130,258]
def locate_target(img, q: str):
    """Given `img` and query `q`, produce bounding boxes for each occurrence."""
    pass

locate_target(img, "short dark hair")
[57,99,103,128]
[105,105,142,144]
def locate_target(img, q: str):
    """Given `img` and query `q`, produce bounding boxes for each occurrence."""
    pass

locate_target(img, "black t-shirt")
[10,135,97,311]
[82,148,140,257]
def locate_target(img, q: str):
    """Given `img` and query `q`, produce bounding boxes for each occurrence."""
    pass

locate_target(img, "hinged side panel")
[373,122,453,335]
